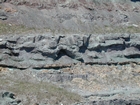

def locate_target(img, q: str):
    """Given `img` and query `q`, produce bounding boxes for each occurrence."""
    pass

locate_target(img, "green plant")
[0,21,139,35]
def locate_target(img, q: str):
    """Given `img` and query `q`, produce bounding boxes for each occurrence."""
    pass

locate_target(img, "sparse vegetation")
[0,21,51,35]
[0,22,35,35]
[90,25,140,34]
[0,21,139,35]
[0,71,81,105]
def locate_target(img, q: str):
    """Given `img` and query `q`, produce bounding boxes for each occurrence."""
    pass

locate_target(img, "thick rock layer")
[0,33,140,69]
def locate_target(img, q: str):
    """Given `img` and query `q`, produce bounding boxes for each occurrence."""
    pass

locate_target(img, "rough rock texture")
[0,64,140,105]
[0,91,21,105]
[0,33,140,69]
[87,99,140,105]
[0,0,140,32]
[0,1,140,105]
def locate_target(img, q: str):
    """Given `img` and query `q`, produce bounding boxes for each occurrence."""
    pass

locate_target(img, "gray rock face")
[0,0,140,32]
[0,33,140,69]
[0,92,21,105]
[89,99,140,105]
[0,10,7,20]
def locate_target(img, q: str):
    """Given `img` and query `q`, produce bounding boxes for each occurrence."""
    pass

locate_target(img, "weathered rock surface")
[0,64,140,105]
[0,0,140,32]
[0,1,140,105]
[87,99,140,105]
[0,91,21,105]
[0,33,140,69]
[0,10,7,20]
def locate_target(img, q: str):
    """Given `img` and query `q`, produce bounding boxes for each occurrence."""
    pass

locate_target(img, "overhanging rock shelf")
[0,33,140,69]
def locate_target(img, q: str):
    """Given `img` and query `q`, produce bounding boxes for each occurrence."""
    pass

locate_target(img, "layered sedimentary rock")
[0,0,140,32]
[0,33,140,69]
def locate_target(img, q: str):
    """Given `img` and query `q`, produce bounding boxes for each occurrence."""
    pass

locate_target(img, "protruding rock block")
[0,34,140,69]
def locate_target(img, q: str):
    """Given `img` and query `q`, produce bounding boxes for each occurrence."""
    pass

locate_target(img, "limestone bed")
[0,33,140,69]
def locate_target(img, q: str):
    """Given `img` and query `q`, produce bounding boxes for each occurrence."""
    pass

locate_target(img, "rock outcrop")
[0,1,140,105]
[0,92,21,105]
[87,99,140,105]
[0,0,140,32]
[0,33,140,69]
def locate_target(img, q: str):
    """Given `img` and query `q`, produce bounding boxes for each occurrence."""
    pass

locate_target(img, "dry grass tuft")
[0,71,81,105]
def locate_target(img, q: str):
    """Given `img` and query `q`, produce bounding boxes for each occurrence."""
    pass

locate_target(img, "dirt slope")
[0,0,140,33]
